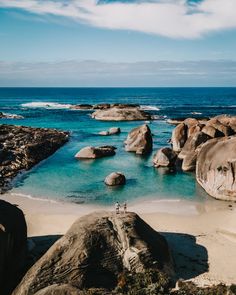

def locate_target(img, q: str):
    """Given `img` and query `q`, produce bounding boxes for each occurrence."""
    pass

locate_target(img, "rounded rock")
[104,172,126,186]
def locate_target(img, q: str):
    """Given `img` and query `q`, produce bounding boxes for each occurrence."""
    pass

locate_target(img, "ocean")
[1,87,236,205]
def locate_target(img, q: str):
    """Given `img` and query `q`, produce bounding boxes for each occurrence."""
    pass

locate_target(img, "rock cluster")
[0,200,27,295]
[13,212,173,295]
[125,124,153,155]
[0,112,24,119]
[0,124,69,193]
[75,146,116,159]
[154,115,236,201]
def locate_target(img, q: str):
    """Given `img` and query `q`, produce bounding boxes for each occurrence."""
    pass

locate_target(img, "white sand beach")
[1,193,236,287]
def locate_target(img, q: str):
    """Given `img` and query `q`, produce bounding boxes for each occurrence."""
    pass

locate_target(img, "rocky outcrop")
[13,212,173,295]
[125,124,153,155]
[0,200,27,295]
[75,146,116,159]
[104,172,126,186]
[196,136,236,201]
[91,107,152,121]
[0,112,24,119]
[70,104,93,110]
[99,127,121,136]
[0,125,69,193]
[171,123,187,152]
[153,148,177,168]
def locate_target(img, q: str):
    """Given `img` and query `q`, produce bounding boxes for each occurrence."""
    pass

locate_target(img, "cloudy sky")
[0,0,236,86]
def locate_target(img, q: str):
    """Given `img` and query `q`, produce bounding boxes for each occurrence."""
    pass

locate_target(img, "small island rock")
[104,172,126,186]
[75,146,116,159]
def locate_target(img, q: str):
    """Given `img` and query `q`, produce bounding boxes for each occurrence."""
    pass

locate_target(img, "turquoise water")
[1,87,236,205]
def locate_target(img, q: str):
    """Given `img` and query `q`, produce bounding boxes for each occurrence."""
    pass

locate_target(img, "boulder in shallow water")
[196,136,236,201]
[13,212,173,295]
[0,200,27,295]
[75,146,116,159]
[125,124,153,155]
[91,107,152,121]
[153,147,177,168]
[171,123,187,153]
[99,127,121,136]
[104,172,126,186]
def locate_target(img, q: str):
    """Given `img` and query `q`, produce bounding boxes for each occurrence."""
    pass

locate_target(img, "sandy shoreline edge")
[1,193,236,287]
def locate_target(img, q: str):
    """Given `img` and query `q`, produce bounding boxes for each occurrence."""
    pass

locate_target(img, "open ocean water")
[1,87,236,205]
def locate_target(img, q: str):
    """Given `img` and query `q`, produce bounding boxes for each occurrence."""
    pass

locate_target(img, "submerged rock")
[0,200,27,295]
[75,146,116,159]
[104,172,126,186]
[99,127,121,136]
[70,104,93,110]
[125,124,153,155]
[13,212,173,295]
[0,112,24,119]
[196,136,236,201]
[153,147,177,168]
[0,124,69,193]
[91,107,152,121]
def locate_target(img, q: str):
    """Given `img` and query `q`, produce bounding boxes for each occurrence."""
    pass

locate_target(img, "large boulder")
[0,125,69,193]
[91,107,152,121]
[13,212,173,295]
[104,172,126,186]
[75,146,116,159]
[171,123,187,152]
[0,200,27,295]
[178,131,211,171]
[153,148,177,168]
[124,124,153,155]
[196,136,236,201]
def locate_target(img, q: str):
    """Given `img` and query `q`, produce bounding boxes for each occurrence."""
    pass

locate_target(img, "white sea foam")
[140,105,160,111]
[191,112,202,115]
[21,102,72,109]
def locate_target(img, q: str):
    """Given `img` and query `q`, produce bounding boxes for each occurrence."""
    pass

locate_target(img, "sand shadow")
[161,232,209,281]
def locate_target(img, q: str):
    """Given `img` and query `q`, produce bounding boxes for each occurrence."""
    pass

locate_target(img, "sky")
[0,0,236,87]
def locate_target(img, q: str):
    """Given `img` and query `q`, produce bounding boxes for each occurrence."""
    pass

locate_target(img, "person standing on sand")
[123,202,127,214]
[115,202,120,214]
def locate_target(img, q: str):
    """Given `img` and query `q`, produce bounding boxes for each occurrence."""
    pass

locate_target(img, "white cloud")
[0,0,236,38]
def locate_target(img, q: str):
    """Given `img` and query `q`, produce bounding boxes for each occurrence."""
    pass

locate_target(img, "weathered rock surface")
[99,127,121,136]
[171,123,187,152]
[75,146,116,159]
[13,212,173,295]
[0,124,69,193]
[153,148,177,168]
[91,107,152,121]
[104,172,126,186]
[196,136,236,201]
[0,200,27,295]
[70,104,93,110]
[34,284,82,295]
[125,124,153,155]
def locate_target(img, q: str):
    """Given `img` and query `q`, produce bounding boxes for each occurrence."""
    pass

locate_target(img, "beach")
[1,193,236,287]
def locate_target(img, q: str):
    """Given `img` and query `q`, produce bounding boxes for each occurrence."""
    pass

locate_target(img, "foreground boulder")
[75,146,116,159]
[196,136,236,201]
[13,212,173,295]
[104,172,126,186]
[91,107,152,121]
[0,124,69,192]
[153,148,177,168]
[0,200,27,295]
[125,124,153,155]
[171,123,187,152]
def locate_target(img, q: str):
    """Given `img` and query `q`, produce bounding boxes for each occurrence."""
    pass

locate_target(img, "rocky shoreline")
[0,124,69,193]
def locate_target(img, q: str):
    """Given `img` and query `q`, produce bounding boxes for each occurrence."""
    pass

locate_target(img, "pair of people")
[115,201,127,214]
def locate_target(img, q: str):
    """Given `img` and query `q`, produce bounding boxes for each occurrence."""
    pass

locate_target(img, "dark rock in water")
[0,200,27,295]
[0,112,24,119]
[91,107,153,121]
[111,103,139,109]
[75,146,116,159]
[104,172,126,186]
[93,103,111,110]
[196,136,236,201]
[0,124,69,193]
[13,212,173,295]
[125,124,153,155]
[70,104,93,110]
[153,147,177,168]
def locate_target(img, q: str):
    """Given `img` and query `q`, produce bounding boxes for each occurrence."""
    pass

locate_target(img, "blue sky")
[0,0,236,86]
